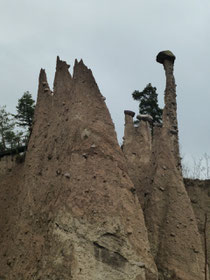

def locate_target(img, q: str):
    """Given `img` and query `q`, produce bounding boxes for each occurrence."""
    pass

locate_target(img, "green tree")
[132,83,163,126]
[5,130,24,150]
[14,91,35,133]
[0,106,15,151]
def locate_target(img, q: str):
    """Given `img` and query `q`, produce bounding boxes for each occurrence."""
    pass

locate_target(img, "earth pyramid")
[123,51,206,280]
[0,57,158,279]
[0,53,208,280]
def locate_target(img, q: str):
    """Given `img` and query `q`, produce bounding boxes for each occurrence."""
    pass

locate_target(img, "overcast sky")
[1,0,210,166]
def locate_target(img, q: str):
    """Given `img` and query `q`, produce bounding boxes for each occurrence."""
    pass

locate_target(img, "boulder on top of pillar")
[124,110,135,118]
[156,50,176,64]
[137,114,153,124]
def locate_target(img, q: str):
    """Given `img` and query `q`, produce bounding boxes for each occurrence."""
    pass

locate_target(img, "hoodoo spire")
[143,51,206,280]
[122,51,206,280]
[156,50,181,170]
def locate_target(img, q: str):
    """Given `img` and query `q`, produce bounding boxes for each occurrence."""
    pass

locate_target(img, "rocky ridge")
[0,52,208,280]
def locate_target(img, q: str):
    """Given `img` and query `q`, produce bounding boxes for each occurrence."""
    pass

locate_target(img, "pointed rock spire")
[6,57,158,280]
[26,68,53,159]
[53,56,72,93]
[39,68,47,82]
[36,68,52,109]
[73,59,96,86]
[38,68,50,96]
[56,56,70,71]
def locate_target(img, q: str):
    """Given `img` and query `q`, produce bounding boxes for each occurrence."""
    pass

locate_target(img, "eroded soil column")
[156,50,181,171]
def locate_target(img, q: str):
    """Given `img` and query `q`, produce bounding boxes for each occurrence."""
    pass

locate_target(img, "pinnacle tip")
[39,68,47,81]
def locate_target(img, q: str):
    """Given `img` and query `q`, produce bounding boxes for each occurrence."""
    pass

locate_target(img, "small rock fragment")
[82,153,88,159]
[56,169,61,176]
[64,173,70,179]
[81,128,91,140]
[193,248,199,253]
[127,227,133,234]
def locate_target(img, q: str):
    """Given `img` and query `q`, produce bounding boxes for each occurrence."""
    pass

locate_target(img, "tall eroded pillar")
[156,50,181,171]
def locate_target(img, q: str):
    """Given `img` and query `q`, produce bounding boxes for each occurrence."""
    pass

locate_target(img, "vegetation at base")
[182,153,210,180]
[0,91,35,155]
[0,106,15,151]
[132,83,163,127]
